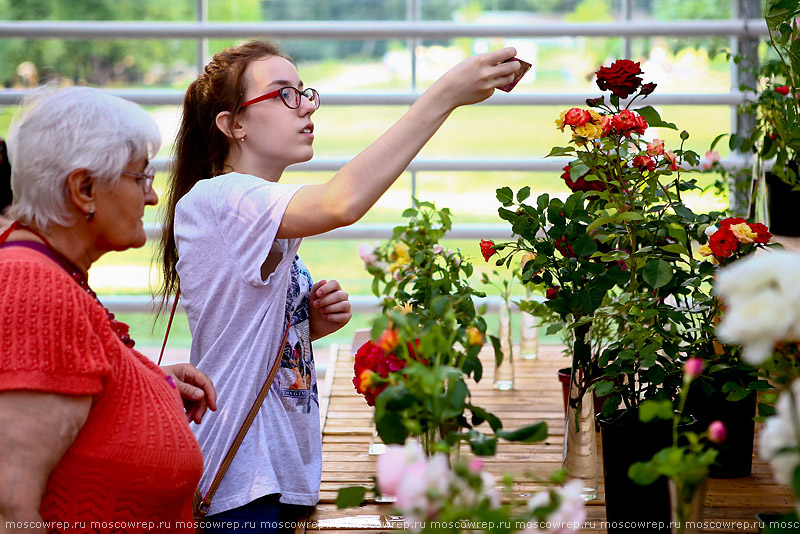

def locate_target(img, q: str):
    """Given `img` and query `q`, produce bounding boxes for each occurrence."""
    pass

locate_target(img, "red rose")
[718,217,747,229]
[749,222,772,244]
[600,115,613,137]
[546,286,559,300]
[560,164,607,193]
[563,107,592,127]
[610,110,645,138]
[639,82,657,96]
[708,227,739,258]
[595,59,644,99]
[632,155,656,172]
[480,239,497,262]
[776,85,791,96]
[554,236,576,258]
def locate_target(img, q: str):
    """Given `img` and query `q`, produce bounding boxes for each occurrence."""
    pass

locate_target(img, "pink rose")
[684,357,704,380]
[709,420,727,444]
[646,139,665,156]
[377,443,424,496]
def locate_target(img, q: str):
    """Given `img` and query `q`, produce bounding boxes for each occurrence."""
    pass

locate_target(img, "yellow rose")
[396,302,413,314]
[466,326,484,346]
[521,252,536,269]
[588,110,603,124]
[573,122,602,140]
[555,110,569,132]
[699,244,714,257]
[729,222,758,244]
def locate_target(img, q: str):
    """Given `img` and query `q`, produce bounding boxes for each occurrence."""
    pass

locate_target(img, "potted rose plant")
[355,201,547,458]
[488,58,749,530]
[707,0,800,235]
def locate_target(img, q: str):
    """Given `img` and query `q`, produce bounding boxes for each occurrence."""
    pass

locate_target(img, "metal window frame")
[0,4,764,314]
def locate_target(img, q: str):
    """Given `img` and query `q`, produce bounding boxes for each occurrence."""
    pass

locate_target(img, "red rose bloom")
[563,107,592,127]
[595,59,644,99]
[546,286,559,300]
[554,236,576,258]
[560,165,607,193]
[718,217,747,229]
[353,341,407,406]
[632,155,656,172]
[610,110,646,138]
[480,239,497,262]
[708,227,739,258]
[776,85,791,96]
[749,222,772,244]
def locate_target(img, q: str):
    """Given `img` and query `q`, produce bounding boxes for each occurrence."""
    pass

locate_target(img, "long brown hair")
[156,40,290,313]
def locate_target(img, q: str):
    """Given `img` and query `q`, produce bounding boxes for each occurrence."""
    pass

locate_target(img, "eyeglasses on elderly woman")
[121,167,155,194]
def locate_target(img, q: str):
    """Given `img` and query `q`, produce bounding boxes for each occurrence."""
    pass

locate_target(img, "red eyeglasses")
[241,87,320,109]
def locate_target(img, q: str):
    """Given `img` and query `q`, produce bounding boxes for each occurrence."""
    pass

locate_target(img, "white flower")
[760,380,800,487]
[525,481,586,534]
[714,251,800,365]
[433,244,444,255]
[704,225,718,237]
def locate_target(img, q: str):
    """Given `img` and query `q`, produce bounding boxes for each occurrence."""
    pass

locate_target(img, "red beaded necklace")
[0,221,136,348]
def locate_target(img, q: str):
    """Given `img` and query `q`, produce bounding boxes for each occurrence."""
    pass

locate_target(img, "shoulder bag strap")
[158,286,182,366]
[195,319,292,518]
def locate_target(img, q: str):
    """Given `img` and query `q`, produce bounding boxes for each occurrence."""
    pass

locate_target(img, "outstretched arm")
[277,48,521,239]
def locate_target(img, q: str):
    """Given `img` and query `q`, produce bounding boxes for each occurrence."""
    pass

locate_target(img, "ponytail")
[156,39,289,315]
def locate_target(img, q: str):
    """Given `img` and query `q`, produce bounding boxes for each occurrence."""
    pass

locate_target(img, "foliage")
[629,360,725,531]
[356,201,546,456]
[707,0,800,190]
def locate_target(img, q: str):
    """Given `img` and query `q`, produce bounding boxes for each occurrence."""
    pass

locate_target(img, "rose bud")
[586,96,605,107]
[480,239,497,262]
[546,287,559,300]
[639,82,657,96]
[708,420,727,444]
[775,85,791,96]
[684,357,704,380]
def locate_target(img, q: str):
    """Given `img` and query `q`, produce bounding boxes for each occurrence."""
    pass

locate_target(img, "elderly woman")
[0,87,216,531]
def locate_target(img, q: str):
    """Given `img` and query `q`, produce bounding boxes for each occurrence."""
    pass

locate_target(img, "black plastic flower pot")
[598,408,688,534]
[686,377,756,479]
[764,171,800,237]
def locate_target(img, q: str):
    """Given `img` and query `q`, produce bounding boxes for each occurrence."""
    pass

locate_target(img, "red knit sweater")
[0,246,203,533]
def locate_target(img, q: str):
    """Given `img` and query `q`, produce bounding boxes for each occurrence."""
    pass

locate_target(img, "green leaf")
[497,421,548,443]
[642,259,673,289]
[628,461,661,486]
[336,486,367,508]
[517,186,531,202]
[375,411,408,444]
[546,146,576,157]
[636,105,677,130]
[468,404,504,432]
[572,234,598,257]
[496,187,514,206]
[468,431,497,456]
[639,399,673,422]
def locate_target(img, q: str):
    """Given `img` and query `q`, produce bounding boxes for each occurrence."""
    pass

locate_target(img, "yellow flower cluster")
[555,109,605,145]
[389,242,411,272]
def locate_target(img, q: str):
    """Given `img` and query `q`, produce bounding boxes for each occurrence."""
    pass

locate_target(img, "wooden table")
[305,344,794,533]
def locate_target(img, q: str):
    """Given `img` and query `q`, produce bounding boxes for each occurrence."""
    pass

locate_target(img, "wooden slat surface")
[308,345,794,533]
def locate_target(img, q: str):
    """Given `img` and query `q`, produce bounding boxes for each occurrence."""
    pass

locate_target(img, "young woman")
[159,39,522,532]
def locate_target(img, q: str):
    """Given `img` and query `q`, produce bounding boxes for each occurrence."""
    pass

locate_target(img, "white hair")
[7,86,161,229]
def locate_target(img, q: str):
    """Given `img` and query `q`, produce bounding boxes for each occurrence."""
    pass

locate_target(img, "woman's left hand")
[161,364,218,424]
[309,279,352,341]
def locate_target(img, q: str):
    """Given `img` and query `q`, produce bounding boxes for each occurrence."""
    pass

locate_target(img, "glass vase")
[751,155,770,227]
[562,322,598,501]
[668,477,707,534]
[493,301,515,390]
[519,291,539,360]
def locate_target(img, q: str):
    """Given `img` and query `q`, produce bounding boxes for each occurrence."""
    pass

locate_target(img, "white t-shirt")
[175,172,320,515]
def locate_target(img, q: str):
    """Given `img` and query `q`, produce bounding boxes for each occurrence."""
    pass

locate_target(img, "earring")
[86,210,94,222]
[239,135,246,142]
